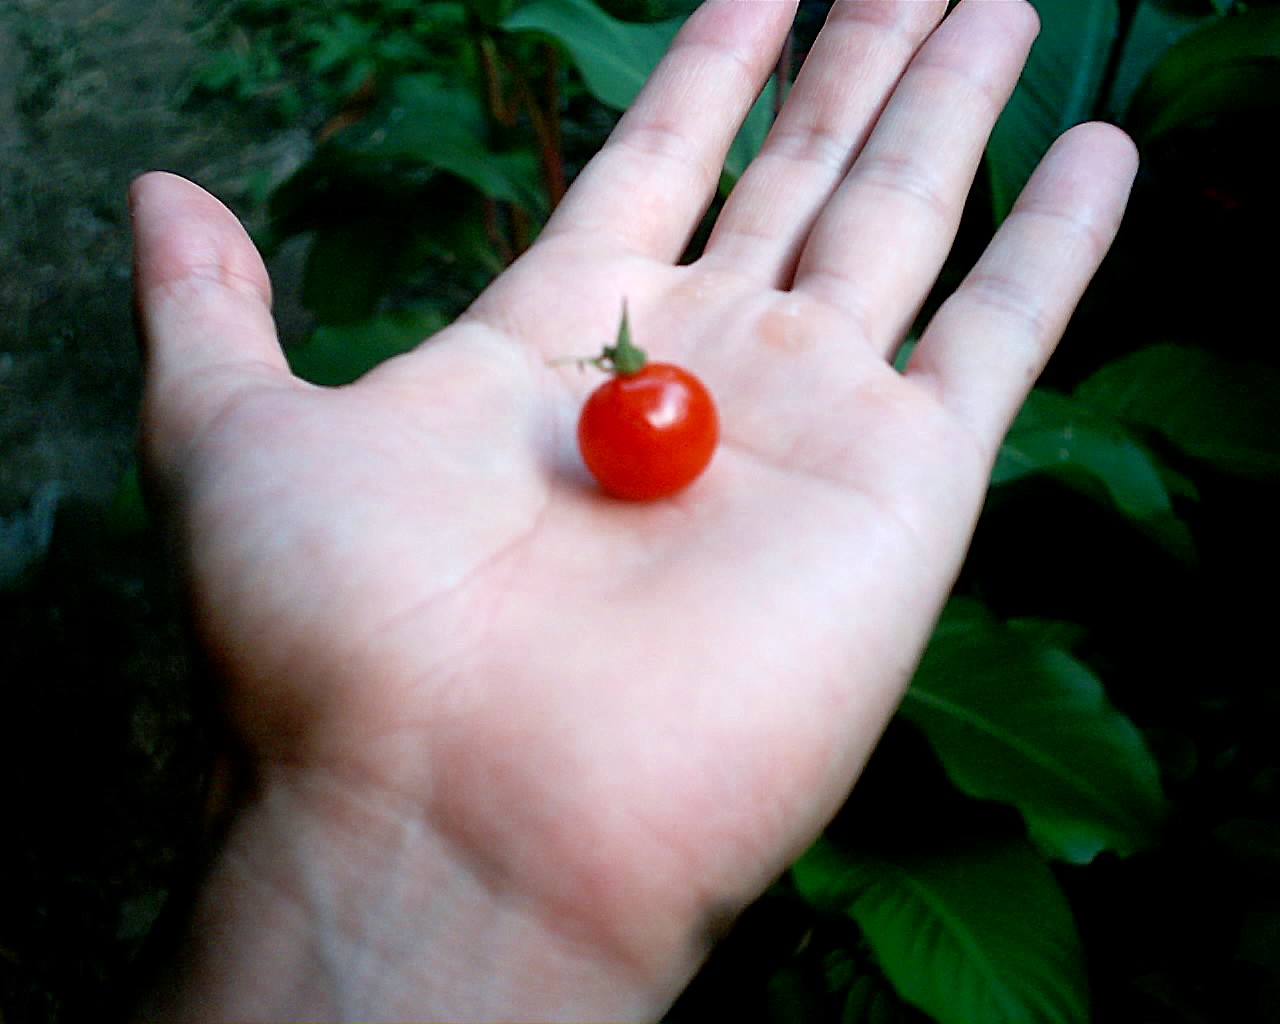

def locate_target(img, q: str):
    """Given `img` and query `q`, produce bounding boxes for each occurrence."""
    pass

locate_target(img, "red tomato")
[577,362,719,501]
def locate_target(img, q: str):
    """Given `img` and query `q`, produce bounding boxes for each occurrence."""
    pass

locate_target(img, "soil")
[0,0,314,514]
[0,3,310,1019]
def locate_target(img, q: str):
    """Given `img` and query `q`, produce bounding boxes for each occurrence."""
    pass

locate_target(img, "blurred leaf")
[1130,975,1215,1024]
[273,163,501,323]
[194,49,253,94]
[900,599,1168,864]
[841,970,913,1024]
[503,0,683,109]
[304,12,374,74]
[1237,904,1280,976]
[336,73,545,212]
[995,388,1196,558]
[0,483,61,591]
[793,835,1088,1024]
[302,216,404,324]
[724,79,776,184]
[1124,6,1280,143]
[1105,0,1213,119]
[107,464,150,536]
[767,964,828,1024]
[277,72,541,323]
[287,307,449,386]
[996,389,1170,514]
[1004,616,1090,652]
[462,0,515,27]
[987,0,1119,222]
[1074,344,1280,478]
[400,180,509,276]
[1213,818,1280,873]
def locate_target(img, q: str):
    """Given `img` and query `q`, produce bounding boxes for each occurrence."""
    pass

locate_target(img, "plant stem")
[478,34,517,127]
[483,198,514,265]
[512,206,532,255]
[506,48,567,209]
[543,43,566,206]
[476,27,523,262]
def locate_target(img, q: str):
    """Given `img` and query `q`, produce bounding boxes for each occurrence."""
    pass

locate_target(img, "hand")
[131,1,1137,1020]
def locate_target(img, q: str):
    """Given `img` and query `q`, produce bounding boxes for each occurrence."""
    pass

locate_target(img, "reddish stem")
[483,198,514,265]
[479,34,517,127]
[542,43,566,205]
[512,206,532,255]
[506,49,567,209]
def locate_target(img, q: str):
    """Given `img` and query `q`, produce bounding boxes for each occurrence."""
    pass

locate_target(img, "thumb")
[130,171,294,463]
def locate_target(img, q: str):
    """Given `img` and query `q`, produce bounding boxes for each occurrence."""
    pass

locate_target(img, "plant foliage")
[902,600,1167,865]
[794,836,1088,1024]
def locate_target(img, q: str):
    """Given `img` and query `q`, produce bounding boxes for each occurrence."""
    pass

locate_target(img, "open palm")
[133,1,1137,1019]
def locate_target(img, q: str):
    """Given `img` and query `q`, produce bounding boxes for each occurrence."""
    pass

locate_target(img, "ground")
[0,0,312,515]
[0,3,309,1019]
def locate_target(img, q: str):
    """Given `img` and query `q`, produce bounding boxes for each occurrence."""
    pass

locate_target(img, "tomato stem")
[599,301,647,376]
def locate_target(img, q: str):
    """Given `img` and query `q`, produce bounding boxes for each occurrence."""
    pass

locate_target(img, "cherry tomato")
[578,361,719,501]
[562,303,720,500]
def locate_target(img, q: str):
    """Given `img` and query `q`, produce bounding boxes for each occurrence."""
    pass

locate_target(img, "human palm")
[133,0,1138,1017]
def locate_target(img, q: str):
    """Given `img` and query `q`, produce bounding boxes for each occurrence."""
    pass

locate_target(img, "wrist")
[135,765,691,1022]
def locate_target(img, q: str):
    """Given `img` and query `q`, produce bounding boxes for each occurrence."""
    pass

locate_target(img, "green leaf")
[766,965,828,1024]
[986,0,1119,222]
[900,599,1168,864]
[996,390,1171,515]
[724,79,776,184]
[305,13,373,75]
[995,388,1195,557]
[1237,904,1280,976]
[1214,818,1280,874]
[503,0,684,110]
[287,307,448,386]
[503,0,773,183]
[1104,0,1214,119]
[1124,6,1280,143]
[336,73,545,213]
[841,973,903,1024]
[462,0,515,27]
[1074,344,1280,478]
[0,483,61,591]
[793,835,1088,1024]
[107,464,150,536]
[302,217,404,325]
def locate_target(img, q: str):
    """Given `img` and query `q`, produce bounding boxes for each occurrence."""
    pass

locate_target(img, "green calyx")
[548,301,649,377]
[596,302,648,376]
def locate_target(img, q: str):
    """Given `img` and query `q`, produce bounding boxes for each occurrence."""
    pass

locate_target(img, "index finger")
[542,0,796,262]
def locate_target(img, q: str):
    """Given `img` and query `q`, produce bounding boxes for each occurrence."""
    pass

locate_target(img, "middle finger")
[702,1,949,284]
[790,0,1041,354]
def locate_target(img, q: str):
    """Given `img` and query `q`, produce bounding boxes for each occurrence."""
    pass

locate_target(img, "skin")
[129,1,1139,1020]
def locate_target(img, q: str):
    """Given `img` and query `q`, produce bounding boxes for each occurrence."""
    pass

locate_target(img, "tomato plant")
[573,307,719,501]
